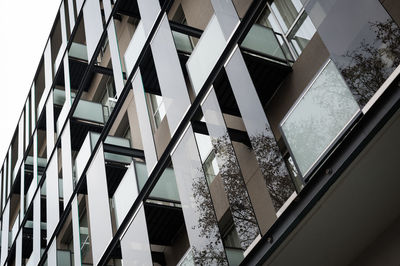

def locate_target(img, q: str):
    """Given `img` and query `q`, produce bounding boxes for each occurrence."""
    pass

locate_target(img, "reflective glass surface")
[281,60,360,176]
[171,126,227,265]
[46,155,59,239]
[201,88,260,250]
[120,204,153,265]
[304,0,400,107]
[151,14,191,133]
[187,15,227,94]
[225,48,295,211]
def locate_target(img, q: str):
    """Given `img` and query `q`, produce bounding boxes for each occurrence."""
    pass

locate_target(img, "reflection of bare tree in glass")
[340,19,400,107]
[190,168,228,265]
[250,127,295,211]
[212,133,260,250]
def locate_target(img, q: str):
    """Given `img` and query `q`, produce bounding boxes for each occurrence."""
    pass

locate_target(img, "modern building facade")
[1,0,400,265]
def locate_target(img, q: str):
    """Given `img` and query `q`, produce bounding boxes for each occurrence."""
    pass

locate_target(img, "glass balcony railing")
[241,24,287,62]
[281,60,360,178]
[136,162,180,203]
[73,99,105,124]
[172,30,194,54]
[75,131,133,180]
[226,248,244,266]
[91,132,133,164]
[69,42,88,61]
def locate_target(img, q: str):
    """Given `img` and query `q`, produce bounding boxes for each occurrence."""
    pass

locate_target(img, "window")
[149,94,166,129]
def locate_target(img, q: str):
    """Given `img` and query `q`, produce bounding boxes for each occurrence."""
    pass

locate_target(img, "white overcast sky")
[0,0,61,164]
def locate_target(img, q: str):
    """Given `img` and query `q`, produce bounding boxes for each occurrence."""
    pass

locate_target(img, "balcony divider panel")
[15,231,22,266]
[137,0,161,36]
[67,0,75,35]
[224,47,295,212]
[33,193,41,265]
[124,22,146,76]
[132,70,158,174]
[120,204,153,265]
[0,202,10,265]
[18,115,24,168]
[20,162,25,223]
[46,91,55,160]
[61,120,74,208]
[150,14,191,134]
[25,99,31,152]
[71,196,82,266]
[46,153,59,240]
[48,240,57,266]
[82,0,103,61]
[171,125,228,265]
[107,22,125,97]
[86,144,113,265]
[201,87,260,250]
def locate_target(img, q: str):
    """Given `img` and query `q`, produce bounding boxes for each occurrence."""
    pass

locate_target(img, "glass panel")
[287,13,316,57]
[224,48,295,211]
[172,31,194,53]
[171,126,227,265]
[61,121,74,205]
[124,21,146,76]
[71,197,82,266]
[16,231,22,266]
[281,60,360,176]
[270,0,304,32]
[113,163,139,228]
[46,91,55,160]
[69,43,88,61]
[151,14,191,133]
[83,0,104,60]
[46,154,59,239]
[73,99,105,124]
[48,241,57,266]
[0,203,10,264]
[137,0,161,35]
[132,70,158,173]
[304,0,400,107]
[120,204,152,264]
[241,24,286,61]
[86,144,113,265]
[136,161,180,202]
[201,88,260,251]
[187,14,227,94]
[33,193,41,265]
[107,22,125,97]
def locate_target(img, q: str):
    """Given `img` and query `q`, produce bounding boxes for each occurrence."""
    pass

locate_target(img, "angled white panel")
[0,202,10,265]
[131,70,158,173]
[33,193,41,265]
[46,90,55,160]
[150,14,191,133]
[61,120,74,207]
[83,0,103,61]
[46,154,59,240]
[86,144,113,265]
[137,0,161,36]
[16,232,22,266]
[107,22,125,97]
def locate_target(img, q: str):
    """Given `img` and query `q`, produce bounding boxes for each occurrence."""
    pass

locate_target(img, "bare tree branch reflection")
[340,19,400,107]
